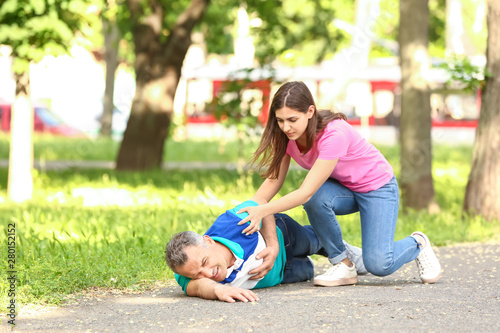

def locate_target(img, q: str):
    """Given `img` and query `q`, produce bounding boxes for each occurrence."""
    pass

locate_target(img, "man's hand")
[213,284,260,303]
[186,278,260,303]
[249,244,279,280]
[249,213,279,280]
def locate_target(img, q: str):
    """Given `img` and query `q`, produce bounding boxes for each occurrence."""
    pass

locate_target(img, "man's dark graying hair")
[165,231,207,273]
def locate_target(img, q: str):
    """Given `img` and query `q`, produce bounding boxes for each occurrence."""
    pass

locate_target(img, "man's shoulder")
[206,200,259,236]
[227,200,259,219]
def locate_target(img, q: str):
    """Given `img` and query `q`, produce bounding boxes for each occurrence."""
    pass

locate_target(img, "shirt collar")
[225,251,244,278]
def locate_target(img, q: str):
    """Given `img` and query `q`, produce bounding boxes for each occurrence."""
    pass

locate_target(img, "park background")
[0,0,499,313]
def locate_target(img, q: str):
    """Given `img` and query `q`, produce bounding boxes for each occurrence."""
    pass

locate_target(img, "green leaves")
[0,0,94,72]
[249,0,342,65]
[0,23,30,42]
[0,0,18,16]
[438,55,490,92]
[31,0,46,15]
[202,0,344,66]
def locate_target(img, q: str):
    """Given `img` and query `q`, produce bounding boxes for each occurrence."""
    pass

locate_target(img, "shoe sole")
[313,276,358,287]
[421,272,442,284]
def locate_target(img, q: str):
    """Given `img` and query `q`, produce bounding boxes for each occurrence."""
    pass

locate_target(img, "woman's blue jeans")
[274,214,328,283]
[303,176,420,276]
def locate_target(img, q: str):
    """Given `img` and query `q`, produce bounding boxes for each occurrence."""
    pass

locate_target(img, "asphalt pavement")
[5,242,500,333]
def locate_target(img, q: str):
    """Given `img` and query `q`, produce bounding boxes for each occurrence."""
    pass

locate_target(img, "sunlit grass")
[0,133,260,162]
[0,135,497,311]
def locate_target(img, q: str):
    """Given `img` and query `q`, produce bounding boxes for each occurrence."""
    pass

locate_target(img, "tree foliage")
[438,55,490,92]
[372,0,447,57]
[0,0,94,73]
[250,0,344,65]
[201,0,347,66]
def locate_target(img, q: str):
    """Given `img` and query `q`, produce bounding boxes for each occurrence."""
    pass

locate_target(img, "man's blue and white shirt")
[175,200,286,292]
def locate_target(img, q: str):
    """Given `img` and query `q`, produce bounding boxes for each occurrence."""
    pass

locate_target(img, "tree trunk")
[463,0,500,221]
[116,0,209,170]
[398,0,438,212]
[101,18,120,137]
[8,71,33,202]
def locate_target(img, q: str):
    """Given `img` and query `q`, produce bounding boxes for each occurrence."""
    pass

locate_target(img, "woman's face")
[275,106,314,143]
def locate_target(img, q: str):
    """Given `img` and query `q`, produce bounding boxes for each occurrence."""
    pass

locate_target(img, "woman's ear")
[307,105,315,119]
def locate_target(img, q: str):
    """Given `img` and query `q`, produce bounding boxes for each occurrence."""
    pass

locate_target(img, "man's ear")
[203,235,214,245]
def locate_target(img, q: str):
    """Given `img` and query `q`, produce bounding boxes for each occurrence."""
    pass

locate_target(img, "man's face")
[176,237,229,282]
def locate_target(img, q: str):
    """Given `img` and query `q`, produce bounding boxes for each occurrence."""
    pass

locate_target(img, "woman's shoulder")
[323,118,351,133]
[316,119,357,145]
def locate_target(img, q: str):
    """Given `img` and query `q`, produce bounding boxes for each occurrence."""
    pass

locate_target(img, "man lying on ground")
[165,200,366,303]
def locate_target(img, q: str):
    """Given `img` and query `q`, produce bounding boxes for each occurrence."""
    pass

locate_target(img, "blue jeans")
[303,176,421,276]
[274,214,327,284]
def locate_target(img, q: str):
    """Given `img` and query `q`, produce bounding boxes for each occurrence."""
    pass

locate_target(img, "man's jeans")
[275,214,328,284]
[303,176,421,276]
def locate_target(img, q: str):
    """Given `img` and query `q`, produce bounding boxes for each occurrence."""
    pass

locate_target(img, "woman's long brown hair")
[249,81,346,179]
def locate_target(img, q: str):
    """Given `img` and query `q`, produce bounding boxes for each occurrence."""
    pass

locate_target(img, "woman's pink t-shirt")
[286,119,394,193]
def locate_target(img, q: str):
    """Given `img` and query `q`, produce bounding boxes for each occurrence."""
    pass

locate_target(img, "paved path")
[4,243,499,332]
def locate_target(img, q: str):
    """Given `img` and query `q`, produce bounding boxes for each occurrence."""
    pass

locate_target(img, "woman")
[238,81,441,286]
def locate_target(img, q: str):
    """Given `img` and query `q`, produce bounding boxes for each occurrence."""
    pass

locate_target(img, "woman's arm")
[239,158,338,234]
[251,155,291,204]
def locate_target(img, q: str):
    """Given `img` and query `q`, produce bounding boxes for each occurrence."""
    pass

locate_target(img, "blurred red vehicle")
[0,103,87,137]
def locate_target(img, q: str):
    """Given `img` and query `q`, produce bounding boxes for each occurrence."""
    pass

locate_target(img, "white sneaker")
[343,240,368,275]
[411,232,442,284]
[313,262,358,287]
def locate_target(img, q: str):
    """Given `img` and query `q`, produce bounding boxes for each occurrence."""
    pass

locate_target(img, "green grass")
[0,136,498,311]
[0,133,260,162]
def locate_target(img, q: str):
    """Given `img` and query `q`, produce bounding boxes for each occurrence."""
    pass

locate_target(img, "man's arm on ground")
[185,278,259,303]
